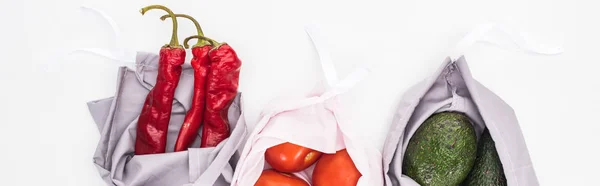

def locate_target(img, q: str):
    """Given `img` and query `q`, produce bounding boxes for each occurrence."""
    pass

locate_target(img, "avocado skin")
[464,129,507,186]
[403,112,477,186]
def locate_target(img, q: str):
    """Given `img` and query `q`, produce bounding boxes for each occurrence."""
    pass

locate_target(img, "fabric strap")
[260,25,370,118]
[450,22,564,61]
[304,24,369,96]
[305,24,339,87]
[81,5,121,43]
[71,5,136,64]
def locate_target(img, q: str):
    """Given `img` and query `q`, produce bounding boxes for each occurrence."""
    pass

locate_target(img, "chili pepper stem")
[184,35,222,49]
[159,14,204,35]
[160,14,211,48]
[140,5,181,48]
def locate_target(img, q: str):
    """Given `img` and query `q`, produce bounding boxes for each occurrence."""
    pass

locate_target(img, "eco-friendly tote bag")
[382,23,563,186]
[230,25,384,186]
[82,7,247,186]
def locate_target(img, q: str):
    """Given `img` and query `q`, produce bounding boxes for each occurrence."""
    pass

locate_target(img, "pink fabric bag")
[230,25,384,186]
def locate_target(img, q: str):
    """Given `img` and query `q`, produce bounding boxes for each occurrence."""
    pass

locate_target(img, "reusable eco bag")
[231,25,384,186]
[83,7,247,186]
[382,23,563,186]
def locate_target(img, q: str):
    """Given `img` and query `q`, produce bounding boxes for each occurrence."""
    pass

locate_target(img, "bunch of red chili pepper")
[135,5,242,155]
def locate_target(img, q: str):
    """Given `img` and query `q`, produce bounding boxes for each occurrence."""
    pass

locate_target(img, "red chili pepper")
[185,36,242,147]
[135,5,185,155]
[160,14,213,152]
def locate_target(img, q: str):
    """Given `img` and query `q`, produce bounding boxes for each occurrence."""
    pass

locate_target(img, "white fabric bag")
[230,25,384,186]
[382,23,563,186]
[81,6,248,186]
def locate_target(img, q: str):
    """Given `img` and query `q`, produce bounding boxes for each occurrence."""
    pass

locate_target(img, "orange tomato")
[265,142,322,173]
[312,149,361,186]
[254,169,309,186]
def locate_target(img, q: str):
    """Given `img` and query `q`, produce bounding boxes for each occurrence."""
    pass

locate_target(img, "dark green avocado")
[464,129,507,186]
[403,112,477,186]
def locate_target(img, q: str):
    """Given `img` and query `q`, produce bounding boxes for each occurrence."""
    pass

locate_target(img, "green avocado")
[464,129,507,186]
[403,112,477,186]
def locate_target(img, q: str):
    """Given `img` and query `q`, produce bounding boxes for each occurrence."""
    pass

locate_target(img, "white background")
[0,0,598,185]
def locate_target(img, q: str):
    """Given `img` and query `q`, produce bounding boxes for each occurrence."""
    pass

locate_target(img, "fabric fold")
[383,57,538,186]
[88,52,246,186]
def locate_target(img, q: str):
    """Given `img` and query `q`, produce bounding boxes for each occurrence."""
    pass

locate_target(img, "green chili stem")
[184,35,220,49]
[140,5,180,48]
[160,14,210,47]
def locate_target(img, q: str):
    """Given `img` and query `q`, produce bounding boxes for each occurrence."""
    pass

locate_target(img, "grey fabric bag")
[87,52,247,186]
[382,57,538,186]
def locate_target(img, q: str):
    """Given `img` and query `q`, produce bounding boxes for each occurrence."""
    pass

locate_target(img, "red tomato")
[265,142,322,173]
[312,149,361,186]
[254,169,309,186]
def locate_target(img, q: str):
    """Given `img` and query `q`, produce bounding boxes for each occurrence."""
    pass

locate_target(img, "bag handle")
[259,25,371,119]
[81,5,122,43]
[304,24,370,95]
[71,6,204,77]
[450,22,564,61]
[70,5,136,64]
[305,24,339,87]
